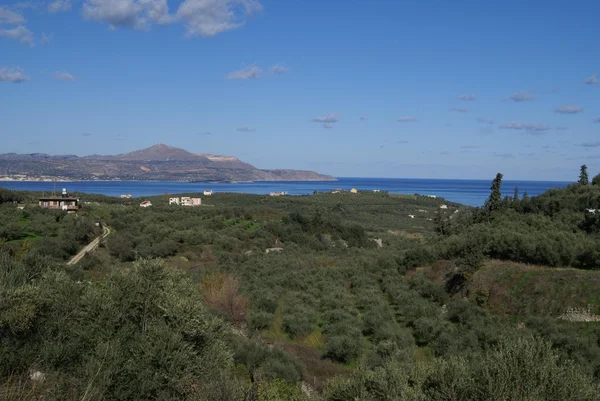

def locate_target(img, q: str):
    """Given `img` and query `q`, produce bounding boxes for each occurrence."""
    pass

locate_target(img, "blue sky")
[1,0,599,180]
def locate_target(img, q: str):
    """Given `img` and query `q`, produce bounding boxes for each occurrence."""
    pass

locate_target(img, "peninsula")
[0,144,336,182]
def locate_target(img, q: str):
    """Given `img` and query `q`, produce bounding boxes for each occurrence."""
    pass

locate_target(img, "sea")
[0,178,570,207]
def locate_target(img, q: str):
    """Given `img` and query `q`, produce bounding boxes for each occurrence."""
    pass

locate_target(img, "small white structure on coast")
[140,201,152,208]
[204,190,213,196]
[440,204,448,209]
[120,194,132,199]
[169,197,180,205]
[427,195,437,199]
[269,192,288,197]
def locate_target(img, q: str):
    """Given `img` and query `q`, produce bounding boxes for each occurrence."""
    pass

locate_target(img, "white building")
[440,204,448,209]
[203,190,213,196]
[169,197,180,205]
[181,197,201,206]
[140,201,152,208]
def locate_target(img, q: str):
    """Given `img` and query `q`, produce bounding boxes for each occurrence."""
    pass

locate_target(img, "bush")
[324,324,362,363]
[249,310,274,331]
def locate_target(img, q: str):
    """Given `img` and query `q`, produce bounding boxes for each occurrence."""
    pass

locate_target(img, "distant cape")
[0,144,336,182]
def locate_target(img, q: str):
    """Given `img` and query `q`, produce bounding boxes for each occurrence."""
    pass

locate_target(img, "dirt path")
[67,225,111,266]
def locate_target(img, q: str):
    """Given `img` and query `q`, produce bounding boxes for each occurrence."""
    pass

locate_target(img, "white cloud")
[493,152,515,159]
[237,126,255,132]
[584,74,598,85]
[0,67,30,83]
[0,25,34,46]
[555,105,583,114]
[0,6,25,24]
[577,141,600,148]
[48,0,72,13]
[499,122,550,134]
[476,117,495,125]
[397,116,416,122]
[40,32,52,45]
[226,65,261,80]
[449,107,468,113]
[456,94,476,101]
[83,0,172,30]
[176,0,262,37]
[510,91,534,102]
[312,113,339,124]
[53,71,76,81]
[60,0,263,38]
[312,113,339,129]
[269,64,288,74]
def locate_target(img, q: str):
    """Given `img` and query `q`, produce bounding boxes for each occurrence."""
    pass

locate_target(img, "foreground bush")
[323,336,599,401]
[0,256,241,400]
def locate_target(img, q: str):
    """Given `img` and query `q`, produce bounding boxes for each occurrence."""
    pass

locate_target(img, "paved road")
[67,225,111,266]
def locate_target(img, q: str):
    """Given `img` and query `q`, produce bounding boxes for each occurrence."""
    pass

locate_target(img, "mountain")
[0,144,336,182]
[116,144,210,162]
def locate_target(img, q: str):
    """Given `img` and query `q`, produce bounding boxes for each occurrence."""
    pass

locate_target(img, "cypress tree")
[485,173,504,213]
[579,165,589,185]
[513,186,519,201]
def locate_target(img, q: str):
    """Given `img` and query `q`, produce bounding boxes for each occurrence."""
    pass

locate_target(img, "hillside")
[0,144,336,182]
[2,175,600,400]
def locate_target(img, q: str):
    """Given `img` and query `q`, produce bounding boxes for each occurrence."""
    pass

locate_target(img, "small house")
[203,190,213,196]
[440,204,448,209]
[39,188,80,213]
[269,192,288,197]
[169,197,180,205]
[120,194,132,199]
[140,201,152,208]
[350,188,358,194]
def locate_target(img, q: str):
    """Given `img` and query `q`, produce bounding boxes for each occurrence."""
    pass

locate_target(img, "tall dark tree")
[579,165,589,185]
[484,173,504,213]
[513,186,519,202]
[592,173,600,186]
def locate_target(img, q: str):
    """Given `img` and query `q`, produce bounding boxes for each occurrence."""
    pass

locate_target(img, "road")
[67,225,111,266]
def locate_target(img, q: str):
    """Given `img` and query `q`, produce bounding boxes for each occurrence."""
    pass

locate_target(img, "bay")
[0,178,570,206]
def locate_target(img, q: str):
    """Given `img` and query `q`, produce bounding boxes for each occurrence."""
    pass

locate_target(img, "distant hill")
[0,144,336,182]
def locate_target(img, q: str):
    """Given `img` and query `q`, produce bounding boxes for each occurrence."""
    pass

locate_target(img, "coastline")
[0,176,338,183]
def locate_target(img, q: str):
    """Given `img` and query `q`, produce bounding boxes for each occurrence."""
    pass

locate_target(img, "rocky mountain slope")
[0,144,336,182]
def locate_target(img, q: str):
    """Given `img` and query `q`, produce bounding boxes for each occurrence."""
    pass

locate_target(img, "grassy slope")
[469,260,600,317]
